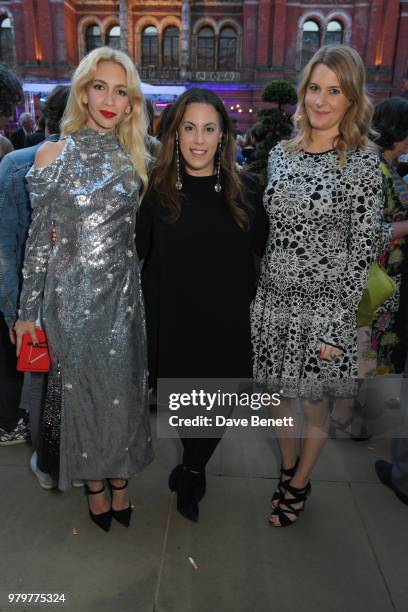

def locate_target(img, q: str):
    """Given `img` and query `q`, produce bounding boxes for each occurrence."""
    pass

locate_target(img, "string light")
[229,103,256,114]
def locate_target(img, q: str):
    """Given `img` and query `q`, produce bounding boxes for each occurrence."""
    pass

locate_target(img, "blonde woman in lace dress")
[251,46,384,527]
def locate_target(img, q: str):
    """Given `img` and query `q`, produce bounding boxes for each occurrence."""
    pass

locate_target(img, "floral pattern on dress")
[369,162,408,372]
[251,143,384,399]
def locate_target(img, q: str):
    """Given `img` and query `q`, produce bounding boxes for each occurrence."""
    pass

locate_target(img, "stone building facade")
[1,0,407,129]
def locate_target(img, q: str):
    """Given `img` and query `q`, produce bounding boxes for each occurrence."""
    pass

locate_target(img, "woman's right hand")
[319,342,343,361]
[14,320,39,356]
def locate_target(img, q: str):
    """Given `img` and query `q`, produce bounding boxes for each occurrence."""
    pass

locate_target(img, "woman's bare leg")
[270,397,330,525]
[271,398,298,469]
[291,398,330,487]
[109,478,130,511]
[86,479,110,514]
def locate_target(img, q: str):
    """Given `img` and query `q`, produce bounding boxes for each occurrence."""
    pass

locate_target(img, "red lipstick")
[100,110,117,118]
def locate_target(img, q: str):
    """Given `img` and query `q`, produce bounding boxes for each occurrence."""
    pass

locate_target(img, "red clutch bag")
[17,329,51,372]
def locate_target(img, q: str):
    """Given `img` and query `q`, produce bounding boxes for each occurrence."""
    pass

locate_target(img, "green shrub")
[246,80,297,183]
[262,80,297,109]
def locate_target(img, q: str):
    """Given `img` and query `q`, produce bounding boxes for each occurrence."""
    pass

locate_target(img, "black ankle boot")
[169,464,206,502]
[193,470,206,501]
[168,464,183,492]
[176,468,199,522]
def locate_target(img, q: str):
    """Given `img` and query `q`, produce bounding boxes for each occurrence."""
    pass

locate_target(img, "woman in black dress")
[136,88,268,522]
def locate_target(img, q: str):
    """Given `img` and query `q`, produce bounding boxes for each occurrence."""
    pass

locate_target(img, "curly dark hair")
[155,103,176,141]
[44,85,70,134]
[149,88,249,230]
[372,97,408,151]
[0,65,23,117]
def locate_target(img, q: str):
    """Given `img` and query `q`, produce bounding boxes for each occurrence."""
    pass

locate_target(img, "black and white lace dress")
[251,143,384,400]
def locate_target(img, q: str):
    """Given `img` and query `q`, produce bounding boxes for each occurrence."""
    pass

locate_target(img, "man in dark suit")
[10,112,34,150]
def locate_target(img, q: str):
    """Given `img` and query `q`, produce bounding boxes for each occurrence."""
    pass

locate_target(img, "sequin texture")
[19,128,154,490]
[36,363,63,481]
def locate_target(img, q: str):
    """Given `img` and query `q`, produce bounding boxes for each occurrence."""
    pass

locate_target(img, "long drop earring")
[214,140,222,193]
[175,134,183,191]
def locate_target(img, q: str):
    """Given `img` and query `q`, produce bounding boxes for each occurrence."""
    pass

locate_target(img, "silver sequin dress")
[19,128,153,490]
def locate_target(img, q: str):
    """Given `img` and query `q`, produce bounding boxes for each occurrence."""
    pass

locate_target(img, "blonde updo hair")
[285,45,376,166]
[61,47,149,191]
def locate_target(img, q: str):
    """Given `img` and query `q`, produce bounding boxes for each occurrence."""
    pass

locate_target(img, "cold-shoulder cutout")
[34,139,66,169]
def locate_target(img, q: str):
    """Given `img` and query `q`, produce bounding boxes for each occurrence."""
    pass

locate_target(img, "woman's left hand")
[319,342,344,361]
[14,320,39,357]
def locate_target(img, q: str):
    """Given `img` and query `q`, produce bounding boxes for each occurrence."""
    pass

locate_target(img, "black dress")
[136,173,268,380]
[136,173,268,469]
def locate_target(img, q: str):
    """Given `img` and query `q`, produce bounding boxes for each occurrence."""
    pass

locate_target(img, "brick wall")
[4,0,407,130]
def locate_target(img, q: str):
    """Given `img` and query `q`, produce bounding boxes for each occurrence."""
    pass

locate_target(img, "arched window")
[142,26,158,66]
[326,20,343,45]
[218,27,237,70]
[301,20,320,66]
[0,17,15,65]
[107,25,120,50]
[163,27,179,68]
[85,24,102,53]
[197,26,215,71]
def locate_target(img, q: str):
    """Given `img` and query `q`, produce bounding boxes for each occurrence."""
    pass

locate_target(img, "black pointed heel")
[271,457,299,509]
[169,464,206,501]
[109,479,133,527]
[85,483,112,532]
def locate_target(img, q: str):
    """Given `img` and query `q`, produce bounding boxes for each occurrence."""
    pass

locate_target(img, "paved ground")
[0,419,407,612]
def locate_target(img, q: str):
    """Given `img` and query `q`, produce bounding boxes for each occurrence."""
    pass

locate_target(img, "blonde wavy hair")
[61,47,149,191]
[285,45,376,166]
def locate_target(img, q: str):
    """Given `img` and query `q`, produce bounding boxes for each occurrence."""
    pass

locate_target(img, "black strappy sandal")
[271,457,299,510]
[109,479,133,528]
[269,481,311,527]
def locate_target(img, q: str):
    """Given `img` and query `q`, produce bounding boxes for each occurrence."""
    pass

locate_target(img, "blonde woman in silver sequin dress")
[15,48,153,531]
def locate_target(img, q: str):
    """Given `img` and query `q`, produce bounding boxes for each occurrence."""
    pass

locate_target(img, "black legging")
[179,390,239,472]
[181,437,222,472]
